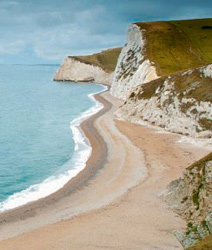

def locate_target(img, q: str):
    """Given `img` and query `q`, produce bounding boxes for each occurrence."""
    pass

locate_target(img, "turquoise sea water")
[0,64,104,211]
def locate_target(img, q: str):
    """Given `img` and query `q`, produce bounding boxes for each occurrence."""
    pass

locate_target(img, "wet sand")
[0,90,210,250]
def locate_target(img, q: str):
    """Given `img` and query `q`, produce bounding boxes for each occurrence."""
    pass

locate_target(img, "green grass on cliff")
[186,152,212,210]
[173,69,212,103]
[136,18,212,76]
[71,47,121,73]
[187,235,212,250]
[131,66,212,103]
[173,19,212,63]
[128,64,212,130]
[182,152,212,249]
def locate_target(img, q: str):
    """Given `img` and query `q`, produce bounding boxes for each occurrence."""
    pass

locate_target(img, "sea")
[0,64,105,212]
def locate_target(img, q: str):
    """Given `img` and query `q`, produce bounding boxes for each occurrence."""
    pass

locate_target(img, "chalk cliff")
[110,24,158,100]
[111,19,212,139]
[110,19,212,249]
[54,56,111,84]
[162,152,212,249]
[109,19,212,249]
[54,48,121,85]
[116,64,212,138]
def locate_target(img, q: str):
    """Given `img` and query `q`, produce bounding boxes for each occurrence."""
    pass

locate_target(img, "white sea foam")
[0,84,107,213]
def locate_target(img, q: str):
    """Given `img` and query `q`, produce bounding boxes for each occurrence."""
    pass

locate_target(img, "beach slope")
[0,90,210,250]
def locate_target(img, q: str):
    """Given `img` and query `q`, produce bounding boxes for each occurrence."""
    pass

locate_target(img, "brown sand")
[0,91,210,250]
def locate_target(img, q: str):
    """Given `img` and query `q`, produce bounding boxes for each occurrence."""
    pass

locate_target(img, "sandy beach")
[0,90,210,250]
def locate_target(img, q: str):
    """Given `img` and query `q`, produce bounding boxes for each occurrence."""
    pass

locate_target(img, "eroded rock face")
[54,57,112,85]
[116,65,212,139]
[110,23,158,100]
[162,153,212,249]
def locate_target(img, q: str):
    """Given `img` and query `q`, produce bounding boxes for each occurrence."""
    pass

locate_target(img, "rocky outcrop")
[110,23,158,100]
[162,152,212,249]
[116,64,212,139]
[54,56,112,85]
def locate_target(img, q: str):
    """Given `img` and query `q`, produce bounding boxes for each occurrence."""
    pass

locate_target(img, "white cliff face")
[162,153,212,249]
[201,64,212,78]
[54,57,112,85]
[110,23,158,100]
[116,65,212,139]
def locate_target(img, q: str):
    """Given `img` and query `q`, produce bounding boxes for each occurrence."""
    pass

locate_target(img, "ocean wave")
[0,84,107,213]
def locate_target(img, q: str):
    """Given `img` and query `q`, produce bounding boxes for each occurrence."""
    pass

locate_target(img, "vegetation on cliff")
[163,152,212,248]
[113,19,212,248]
[119,64,212,138]
[71,47,121,73]
[187,235,212,250]
[136,18,212,76]
[133,65,212,103]
[54,47,121,83]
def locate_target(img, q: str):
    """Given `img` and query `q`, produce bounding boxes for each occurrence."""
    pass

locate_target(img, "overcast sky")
[0,0,211,64]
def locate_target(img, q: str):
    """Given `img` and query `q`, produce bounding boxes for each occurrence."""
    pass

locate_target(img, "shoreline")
[0,89,210,249]
[0,83,108,213]
[0,87,113,230]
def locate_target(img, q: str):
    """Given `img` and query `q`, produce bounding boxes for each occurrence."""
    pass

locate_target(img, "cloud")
[0,1,18,9]
[0,0,211,63]
[33,22,124,61]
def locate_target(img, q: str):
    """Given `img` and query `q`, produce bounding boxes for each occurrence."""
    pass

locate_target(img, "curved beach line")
[0,84,107,213]
[0,90,210,250]
[0,88,148,241]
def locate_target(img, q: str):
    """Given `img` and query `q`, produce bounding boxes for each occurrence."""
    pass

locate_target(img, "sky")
[0,0,211,64]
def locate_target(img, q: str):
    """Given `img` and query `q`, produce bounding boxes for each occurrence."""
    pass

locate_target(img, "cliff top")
[135,18,212,76]
[70,47,121,73]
